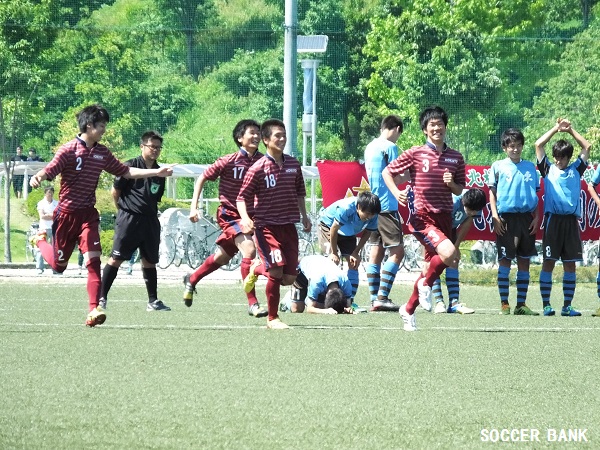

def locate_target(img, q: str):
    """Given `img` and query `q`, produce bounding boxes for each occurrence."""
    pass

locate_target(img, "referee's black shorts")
[111,210,160,263]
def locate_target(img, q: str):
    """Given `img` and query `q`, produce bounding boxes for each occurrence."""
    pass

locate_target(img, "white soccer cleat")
[448,302,475,314]
[417,278,432,312]
[434,301,447,314]
[399,304,417,331]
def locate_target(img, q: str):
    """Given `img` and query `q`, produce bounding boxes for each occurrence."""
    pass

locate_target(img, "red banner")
[316,160,600,241]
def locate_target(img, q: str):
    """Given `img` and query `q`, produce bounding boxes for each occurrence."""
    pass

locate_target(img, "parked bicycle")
[25,222,40,262]
[158,211,219,270]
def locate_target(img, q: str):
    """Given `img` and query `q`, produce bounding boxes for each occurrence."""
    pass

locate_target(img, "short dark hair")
[381,115,403,133]
[76,104,110,133]
[419,106,448,130]
[140,130,163,145]
[43,186,54,194]
[356,191,381,215]
[261,118,286,140]
[552,139,574,160]
[462,188,487,212]
[233,119,260,147]
[28,147,36,153]
[501,128,525,147]
[324,287,346,313]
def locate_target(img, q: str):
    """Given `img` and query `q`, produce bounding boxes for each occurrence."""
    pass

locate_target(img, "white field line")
[2,322,600,332]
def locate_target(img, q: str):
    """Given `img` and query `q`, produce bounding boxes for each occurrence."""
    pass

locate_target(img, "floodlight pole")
[283,0,298,156]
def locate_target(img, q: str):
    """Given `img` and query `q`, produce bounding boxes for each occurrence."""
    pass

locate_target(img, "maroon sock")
[241,258,258,306]
[86,258,102,311]
[406,274,425,314]
[254,263,267,277]
[190,254,221,285]
[424,255,448,286]
[265,276,282,321]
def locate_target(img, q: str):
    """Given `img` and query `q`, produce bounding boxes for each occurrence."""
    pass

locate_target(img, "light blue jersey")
[538,156,586,217]
[299,255,354,301]
[364,137,399,212]
[451,191,482,229]
[590,164,600,186]
[319,196,378,236]
[488,158,539,214]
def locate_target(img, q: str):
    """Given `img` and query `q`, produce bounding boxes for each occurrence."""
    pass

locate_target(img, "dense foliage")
[2,0,599,173]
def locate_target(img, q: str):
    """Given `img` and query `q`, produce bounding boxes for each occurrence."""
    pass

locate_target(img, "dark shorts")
[495,212,537,260]
[111,210,160,263]
[52,207,101,264]
[318,222,357,256]
[254,223,299,275]
[409,212,452,261]
[292,271,317,302]
[215,205,247,257]
[368,211,403,248]
[541,214,583,262]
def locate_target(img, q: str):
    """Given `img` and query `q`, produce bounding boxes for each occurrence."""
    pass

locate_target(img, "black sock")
[142,267,158,302]
[100,264,119,299]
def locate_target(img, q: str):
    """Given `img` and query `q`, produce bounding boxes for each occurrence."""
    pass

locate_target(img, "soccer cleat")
[86,306,106,327]
[514,305,540,316]
[29,229,47,247]
[147,300,171,311]
[543,305,555,316]
[434,301,447,314]
[592,306,600,317]
[561,305,581,317]
[370,298,400,312]
[351,302,368,314]
[99,297,107,310]
[267,318,290,330]
[248,303,268,318]
[399,304,417,331]
[500,304,511,315]
[243,259,261,293]
[182,274,196,307]
[417,278,432,312]
[36,269,44,275]
[448,303,475,314]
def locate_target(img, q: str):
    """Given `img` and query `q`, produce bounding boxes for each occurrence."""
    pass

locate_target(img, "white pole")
[283,0,298,156]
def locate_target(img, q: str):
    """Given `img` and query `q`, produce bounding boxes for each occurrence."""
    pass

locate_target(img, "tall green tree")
[155,0,215,78]
[0,0,58,262]
[524,14,600,158]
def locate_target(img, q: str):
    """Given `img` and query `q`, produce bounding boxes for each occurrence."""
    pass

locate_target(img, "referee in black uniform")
[99,131,171,311]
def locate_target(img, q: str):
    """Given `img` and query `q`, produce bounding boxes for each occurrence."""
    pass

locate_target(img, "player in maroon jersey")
[182,119,268,318]
[383,106,466,331]
[29,105,174,327]
[236,119,311,329]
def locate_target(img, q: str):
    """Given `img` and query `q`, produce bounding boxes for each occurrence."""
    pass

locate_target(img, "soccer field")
[1,277,599,449]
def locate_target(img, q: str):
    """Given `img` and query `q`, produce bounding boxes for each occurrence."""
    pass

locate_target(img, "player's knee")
[291,302,305,313]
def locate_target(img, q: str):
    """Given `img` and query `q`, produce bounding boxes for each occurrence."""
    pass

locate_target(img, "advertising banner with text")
[316,160,600,241]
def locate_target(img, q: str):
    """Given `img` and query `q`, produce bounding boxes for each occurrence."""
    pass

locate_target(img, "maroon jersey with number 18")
[237,154,306,227]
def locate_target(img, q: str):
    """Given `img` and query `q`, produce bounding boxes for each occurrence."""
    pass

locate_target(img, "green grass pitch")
[1,278,599,449]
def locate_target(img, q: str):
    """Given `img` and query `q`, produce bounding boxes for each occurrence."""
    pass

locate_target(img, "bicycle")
[24,222,40,262]
[158,224,214,270]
